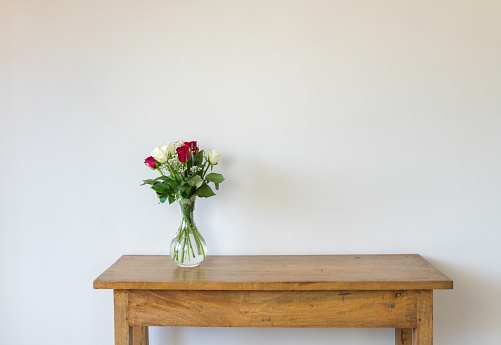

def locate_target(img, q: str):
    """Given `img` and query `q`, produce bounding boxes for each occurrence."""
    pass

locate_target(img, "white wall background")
[1,0,500,344]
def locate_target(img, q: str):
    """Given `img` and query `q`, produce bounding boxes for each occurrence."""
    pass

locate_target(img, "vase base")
[177,263,201,268]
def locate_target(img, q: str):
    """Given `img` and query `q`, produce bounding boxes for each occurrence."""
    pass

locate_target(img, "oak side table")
[93,254,452,345]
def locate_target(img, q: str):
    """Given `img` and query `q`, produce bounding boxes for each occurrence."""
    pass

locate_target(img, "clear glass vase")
[169,195,207,267]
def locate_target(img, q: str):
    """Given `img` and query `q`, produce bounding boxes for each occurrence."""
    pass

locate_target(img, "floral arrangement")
[142,140,224,204]
[142,140,224,267]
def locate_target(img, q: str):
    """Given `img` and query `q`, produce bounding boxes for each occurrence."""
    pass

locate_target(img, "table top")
[93,254,452,291]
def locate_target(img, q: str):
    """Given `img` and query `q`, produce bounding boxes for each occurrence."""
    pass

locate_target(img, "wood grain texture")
[94,255,453,291]
[413,290,433,345]
[132,326,148,345]
[128,290,418,328]
[396,328,413,345]
[113,290,130,345]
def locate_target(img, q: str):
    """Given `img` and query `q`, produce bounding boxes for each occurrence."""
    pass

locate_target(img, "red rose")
[144,156,158,169]
[176,144,191,162]
[185,141,199,154]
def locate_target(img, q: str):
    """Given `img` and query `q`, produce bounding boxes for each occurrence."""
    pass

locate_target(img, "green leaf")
[168,194,176,204]
[215,182,219,190]
[151,183,170,194]
[159,196,168,203]
[157,175,175,182]
[195,183,216,198]
[195,151,203,164]
[142,175,175,186]
[206,173,225,184]
[188,175,203,188]
[167,179,178,189]
[177,184,188,192]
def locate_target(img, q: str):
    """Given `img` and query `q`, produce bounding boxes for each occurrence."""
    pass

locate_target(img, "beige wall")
[1,0,500,344]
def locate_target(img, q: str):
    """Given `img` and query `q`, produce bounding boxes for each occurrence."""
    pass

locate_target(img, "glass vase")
[169,195,207,267]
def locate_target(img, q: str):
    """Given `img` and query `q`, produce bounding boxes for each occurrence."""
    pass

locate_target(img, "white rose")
[166,142,178,156]
[159,143,169,152]
[151,146,168,163]
[206,149,222,165]
[159,142,178,157]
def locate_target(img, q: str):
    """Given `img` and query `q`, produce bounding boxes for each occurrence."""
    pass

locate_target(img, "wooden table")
[94,254,452,345]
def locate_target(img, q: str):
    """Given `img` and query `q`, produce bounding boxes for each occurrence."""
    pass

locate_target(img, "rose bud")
[144,156,158,169]
[206,149,222,164]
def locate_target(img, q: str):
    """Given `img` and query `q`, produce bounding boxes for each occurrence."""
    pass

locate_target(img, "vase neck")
[178,196,196,224]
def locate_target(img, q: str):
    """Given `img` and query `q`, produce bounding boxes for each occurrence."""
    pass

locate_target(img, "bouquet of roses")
[142,140,224,203]
[142,141,223,267]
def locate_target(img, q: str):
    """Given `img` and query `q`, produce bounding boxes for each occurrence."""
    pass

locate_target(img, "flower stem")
[186,230,195,258]
[193,228,206,258]
[181,229,187,263]
[166,162,178,182]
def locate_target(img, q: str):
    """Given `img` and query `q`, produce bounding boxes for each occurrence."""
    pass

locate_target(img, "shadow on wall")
[240,159,303,215]
[152,326,393,345]
[198,155,351,255]
[429,258,501,342]
[227,157,346,222]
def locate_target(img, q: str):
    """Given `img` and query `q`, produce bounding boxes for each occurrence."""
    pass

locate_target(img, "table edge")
[93,254,453,291]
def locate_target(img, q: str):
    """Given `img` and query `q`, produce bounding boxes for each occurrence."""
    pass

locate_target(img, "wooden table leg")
[114,290,131,345]
[412,290,433,345]
[132,326,149,345]
[396,328,412,345]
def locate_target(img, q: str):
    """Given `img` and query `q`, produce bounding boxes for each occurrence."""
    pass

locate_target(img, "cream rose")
[206,149,222,165]
[151,146,168,163]
[158,142,178,158]
[166,142,178,156]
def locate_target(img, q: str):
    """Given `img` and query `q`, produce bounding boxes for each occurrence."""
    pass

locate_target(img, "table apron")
[126,289,418,328]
